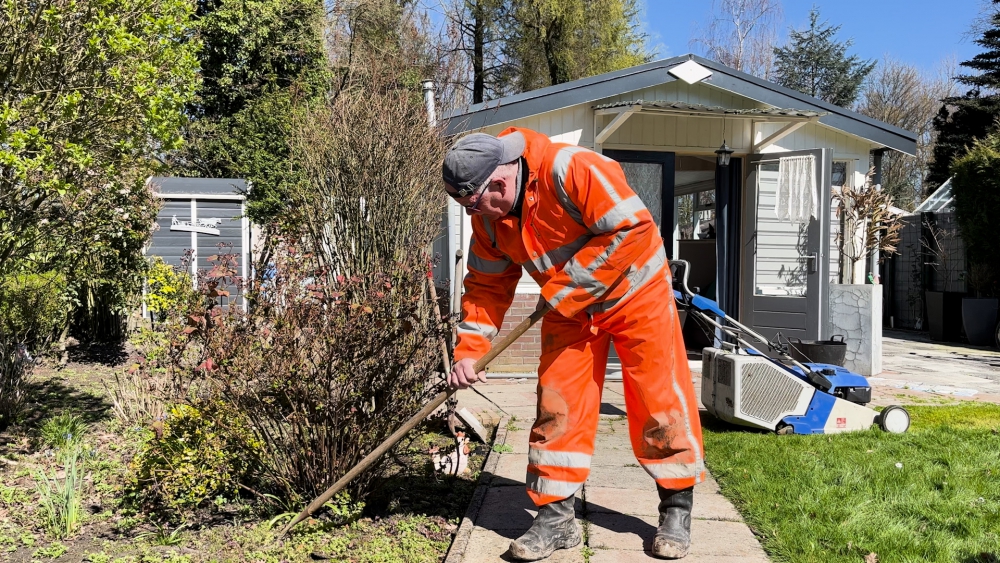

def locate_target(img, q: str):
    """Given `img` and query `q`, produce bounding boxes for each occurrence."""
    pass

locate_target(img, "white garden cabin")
[438,55,916,372]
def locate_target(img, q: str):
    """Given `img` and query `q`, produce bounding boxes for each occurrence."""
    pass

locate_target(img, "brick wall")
[490,294,543,372]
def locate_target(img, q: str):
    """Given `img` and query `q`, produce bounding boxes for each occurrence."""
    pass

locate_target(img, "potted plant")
[962,263,999,346]
[829,170,903,375]
[920,215,965,342]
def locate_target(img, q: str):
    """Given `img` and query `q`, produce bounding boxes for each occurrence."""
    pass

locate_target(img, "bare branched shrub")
[178,248,444,502]
[287,70,446,286]
[834,169,904,282]
[164,45,450,503]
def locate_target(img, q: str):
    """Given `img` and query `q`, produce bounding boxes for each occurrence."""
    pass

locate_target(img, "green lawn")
[702,403,1000,563]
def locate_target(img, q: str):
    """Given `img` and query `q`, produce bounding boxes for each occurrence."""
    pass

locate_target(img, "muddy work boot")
[509,495,581,561]
[652,486,694,559]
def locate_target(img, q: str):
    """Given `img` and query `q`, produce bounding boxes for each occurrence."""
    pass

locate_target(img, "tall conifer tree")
[928,0,1000,189]
[772,9,874,107]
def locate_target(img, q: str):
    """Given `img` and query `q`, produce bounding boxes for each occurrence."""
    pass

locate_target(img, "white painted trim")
[597,106,820,123]
[595,105,640,145]
[154,193,245,201]
[516,280,542,294]
[190,199,198,288]
[602,144,748,156]
[241,201,249,311]
[753,121,807,153]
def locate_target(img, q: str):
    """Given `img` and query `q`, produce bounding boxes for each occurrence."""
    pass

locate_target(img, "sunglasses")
[448,179,490,210]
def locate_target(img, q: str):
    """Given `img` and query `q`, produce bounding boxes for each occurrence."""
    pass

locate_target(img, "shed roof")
[148,177,248,197]
[442,54,917,155]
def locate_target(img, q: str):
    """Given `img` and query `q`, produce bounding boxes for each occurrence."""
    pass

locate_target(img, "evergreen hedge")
[951,134,1000,297]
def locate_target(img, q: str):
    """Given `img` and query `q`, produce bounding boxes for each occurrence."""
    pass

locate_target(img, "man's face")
[446,164,518,220]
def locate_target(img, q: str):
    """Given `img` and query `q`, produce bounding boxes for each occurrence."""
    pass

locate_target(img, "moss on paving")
[703,404,1000,563]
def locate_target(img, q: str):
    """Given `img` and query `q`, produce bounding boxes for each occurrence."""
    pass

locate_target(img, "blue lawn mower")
[669,260,910,436]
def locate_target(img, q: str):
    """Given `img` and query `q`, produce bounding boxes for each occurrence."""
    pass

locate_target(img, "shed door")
[741,149,831,343]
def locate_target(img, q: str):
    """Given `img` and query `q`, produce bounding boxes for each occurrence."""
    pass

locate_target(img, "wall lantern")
[715,141,734,167]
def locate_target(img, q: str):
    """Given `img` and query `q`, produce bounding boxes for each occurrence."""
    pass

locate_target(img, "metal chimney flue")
[421,80,437,127]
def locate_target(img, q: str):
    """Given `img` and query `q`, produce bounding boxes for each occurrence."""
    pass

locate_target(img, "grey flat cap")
[442,132,525,197]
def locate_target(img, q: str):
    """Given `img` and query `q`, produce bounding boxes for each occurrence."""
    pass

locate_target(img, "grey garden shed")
[145,177,252,298]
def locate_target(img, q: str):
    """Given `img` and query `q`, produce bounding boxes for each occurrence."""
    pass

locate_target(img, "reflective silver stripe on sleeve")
[467,249,513,275]
[550,230,628,303]
[591,195,646,233]
[551,146,588,226]
[585,244,667,315]
[522,260,539,275]
[528,448,592,468]
[590,165,622,204]
[525,473,584,498]
[457,321,499,340]
[641,460,706,481]
[534,234,591,272]
[561,260,607,298]
[548,284,576,310]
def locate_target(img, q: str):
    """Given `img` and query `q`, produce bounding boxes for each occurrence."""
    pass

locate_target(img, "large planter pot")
[962,298,999,347]
[828,284,882,376]
[925,291,965,342]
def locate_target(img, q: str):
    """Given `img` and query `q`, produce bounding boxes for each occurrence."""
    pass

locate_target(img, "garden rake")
[278,305,549,537]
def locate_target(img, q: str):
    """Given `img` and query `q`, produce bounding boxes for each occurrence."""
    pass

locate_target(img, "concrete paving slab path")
[873,330,1000,405]
[449,380,770,563]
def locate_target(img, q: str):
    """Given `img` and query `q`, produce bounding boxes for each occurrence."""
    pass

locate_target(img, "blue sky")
[645,1,984,72]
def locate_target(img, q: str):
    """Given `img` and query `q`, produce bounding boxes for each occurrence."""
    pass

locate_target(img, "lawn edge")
[443,414,509,563]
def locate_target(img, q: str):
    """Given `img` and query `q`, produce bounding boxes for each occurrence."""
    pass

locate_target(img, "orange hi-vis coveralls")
[453,127,705,506]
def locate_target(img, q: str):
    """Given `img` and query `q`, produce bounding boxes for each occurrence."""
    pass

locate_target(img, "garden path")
[874,330,1000,404]
[449,378,770,563]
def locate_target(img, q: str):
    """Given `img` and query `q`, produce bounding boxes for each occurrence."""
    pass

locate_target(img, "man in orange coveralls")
[442,128,705,560]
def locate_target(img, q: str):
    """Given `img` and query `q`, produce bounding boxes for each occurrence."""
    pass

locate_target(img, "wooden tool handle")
[473,306,548,373]
[278,304,548,537]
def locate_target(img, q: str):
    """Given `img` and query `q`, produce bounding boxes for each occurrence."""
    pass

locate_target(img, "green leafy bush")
[0,271,70,348]
[127,403,262,516]
[951,134,1000,297]
[0,271,68,429]
[145,258,194,320]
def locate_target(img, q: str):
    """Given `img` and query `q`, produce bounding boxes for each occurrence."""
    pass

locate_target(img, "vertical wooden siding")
[147,199,246,275]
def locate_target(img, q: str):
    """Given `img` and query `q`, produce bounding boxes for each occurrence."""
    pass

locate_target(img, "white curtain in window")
[776,155,817,223]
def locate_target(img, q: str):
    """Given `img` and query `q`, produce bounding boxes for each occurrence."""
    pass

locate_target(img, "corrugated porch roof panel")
[594,100,827,118]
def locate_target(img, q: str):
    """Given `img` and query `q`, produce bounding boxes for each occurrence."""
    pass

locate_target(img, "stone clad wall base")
[828,284,882,376]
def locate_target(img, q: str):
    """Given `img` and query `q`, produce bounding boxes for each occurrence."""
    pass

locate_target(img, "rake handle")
[278,305,548,537]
